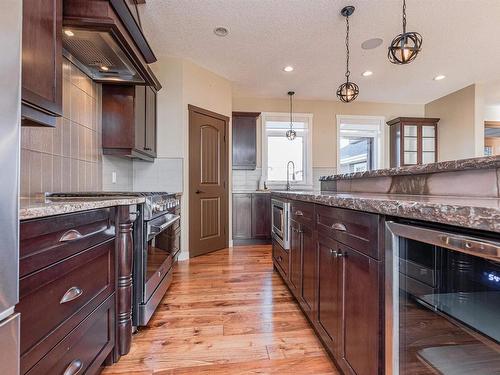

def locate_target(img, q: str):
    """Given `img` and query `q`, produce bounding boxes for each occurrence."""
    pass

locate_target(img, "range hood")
[63,0,161,90]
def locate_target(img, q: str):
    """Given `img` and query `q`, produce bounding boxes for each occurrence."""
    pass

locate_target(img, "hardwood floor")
[102,245,338,374]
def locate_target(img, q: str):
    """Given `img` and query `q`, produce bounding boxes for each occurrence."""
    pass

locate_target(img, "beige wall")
[232,97,424,169]
[151,57,232,258]
[20,59,101,197]
[425,84,484,161]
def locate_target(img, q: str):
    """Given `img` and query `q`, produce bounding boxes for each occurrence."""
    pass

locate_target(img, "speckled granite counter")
[20,196,145,220]
[272,191,500,233]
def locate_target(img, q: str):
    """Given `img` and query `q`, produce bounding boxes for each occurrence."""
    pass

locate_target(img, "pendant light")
[388,0,423,64]
[337,6,359,103]
[286,91,296,140]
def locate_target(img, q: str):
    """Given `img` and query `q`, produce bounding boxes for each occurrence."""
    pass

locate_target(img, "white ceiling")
[139,0,500,104]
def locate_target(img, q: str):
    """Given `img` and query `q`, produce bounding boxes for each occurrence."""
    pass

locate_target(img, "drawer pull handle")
[277,256,283,262]
[329,249,344,258]
[60,286,83,304]
[59,229,83,242]
[331,223,347,232]
[63,359,83,375]
[295,210,304,216]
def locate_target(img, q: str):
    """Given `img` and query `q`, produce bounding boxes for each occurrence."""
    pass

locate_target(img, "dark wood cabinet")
[232,193,271,244]
[388,117,440,167]
[300,222,316,316]
[102,84,157,161]
[251,193,271,239]
[317,234,342,355]
[289,219,302,296]
[340,243,381,375]
[232,112,260,170]
[21,0,63,127]
[272,198,383,375]
[232,193,252,239]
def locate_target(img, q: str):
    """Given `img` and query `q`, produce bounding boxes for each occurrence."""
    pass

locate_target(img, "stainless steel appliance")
[133,192,180,326]
[0,0,21,373]
[271,198,290,249]
[386,221,500,375]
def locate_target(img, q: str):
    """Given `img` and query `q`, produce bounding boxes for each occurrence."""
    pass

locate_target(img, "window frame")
[336,115,387,173]
[262,112,313,189]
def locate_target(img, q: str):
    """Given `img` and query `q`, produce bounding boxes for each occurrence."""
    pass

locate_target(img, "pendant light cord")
[345,14,350,81]
[402,0,407,33]
[289,93,293,130]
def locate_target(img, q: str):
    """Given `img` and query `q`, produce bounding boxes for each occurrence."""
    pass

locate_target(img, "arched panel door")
[189,105,229,257]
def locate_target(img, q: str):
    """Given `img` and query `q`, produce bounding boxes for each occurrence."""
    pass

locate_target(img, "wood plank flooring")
[102,245,338,375]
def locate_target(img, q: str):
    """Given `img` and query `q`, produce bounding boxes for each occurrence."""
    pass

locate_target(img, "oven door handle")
[150,215,180,234]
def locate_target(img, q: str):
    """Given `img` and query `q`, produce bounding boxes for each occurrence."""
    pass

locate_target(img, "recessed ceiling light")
[361,38,383,50]
[362,70,373,77]
[64,29,74,37]
[433,75,446,81]
[214,27,229,37]
[283,66,294,72]
[100,66,109,71]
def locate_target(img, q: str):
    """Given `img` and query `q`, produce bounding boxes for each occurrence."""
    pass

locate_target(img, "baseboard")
[233,239,272,246]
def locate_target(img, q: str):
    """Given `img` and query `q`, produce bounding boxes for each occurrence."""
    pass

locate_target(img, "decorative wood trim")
[114,205,137,361]
[387,117,440,126]
[188,104,230,122]
[232,111,261,118]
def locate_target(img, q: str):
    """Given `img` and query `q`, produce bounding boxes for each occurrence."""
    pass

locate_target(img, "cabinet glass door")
[422,125,436,164]
[403,125,418,165]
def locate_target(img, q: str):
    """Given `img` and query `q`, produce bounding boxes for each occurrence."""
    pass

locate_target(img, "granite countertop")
[233,190,272,194]
[320,155,500,181]
[271,190,500,233]
[20,196,146,220]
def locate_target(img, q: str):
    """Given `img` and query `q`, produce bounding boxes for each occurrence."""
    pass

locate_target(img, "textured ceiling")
[139,0,500,104]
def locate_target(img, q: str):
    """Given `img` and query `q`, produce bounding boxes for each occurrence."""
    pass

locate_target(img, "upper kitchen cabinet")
[232,112,260,170]
[102,84,157,161]
[21,0,63,127]
[388,117,440,167]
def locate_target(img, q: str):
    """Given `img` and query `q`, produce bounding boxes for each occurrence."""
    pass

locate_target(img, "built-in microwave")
[271,198,290,249]
[386,221,500,374]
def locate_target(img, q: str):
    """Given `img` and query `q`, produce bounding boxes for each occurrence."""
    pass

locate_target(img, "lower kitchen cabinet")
[272,198,383,375]
[233,193,271,244]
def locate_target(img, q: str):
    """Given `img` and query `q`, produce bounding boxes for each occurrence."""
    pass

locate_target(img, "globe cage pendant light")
[286,91,297,140]
[388,0,423,64]
[337,6,359,103]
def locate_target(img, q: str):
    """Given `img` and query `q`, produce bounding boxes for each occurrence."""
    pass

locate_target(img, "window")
[262,113,313,187]
[336,115,385,173]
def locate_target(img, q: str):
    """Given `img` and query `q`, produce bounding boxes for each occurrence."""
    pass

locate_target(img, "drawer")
[20,208,115,277]
[273,240,289,277]
[291,201,314,226]
[18,240,115,373]
[316,205,380,259]
[26,294,115,375]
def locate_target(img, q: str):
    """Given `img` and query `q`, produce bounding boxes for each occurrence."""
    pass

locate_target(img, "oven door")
[138,213,180,325]
[386,221,500,375]
[271,199,289,249]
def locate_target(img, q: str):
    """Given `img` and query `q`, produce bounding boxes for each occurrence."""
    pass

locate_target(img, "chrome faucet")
[286,161,295,191]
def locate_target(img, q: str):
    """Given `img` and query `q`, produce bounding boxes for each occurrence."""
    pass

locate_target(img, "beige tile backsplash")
[20,59,102,197]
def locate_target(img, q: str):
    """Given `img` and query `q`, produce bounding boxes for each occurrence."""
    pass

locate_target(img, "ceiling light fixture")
[362,70,373,77]
[213,27,229,37]
[337,6,359,103]
[64,29,74,37]
[286,91,296,141]
[100,66,109,71]
[388,0,423,65]
[283,66,294,72]
[433,74,446,81]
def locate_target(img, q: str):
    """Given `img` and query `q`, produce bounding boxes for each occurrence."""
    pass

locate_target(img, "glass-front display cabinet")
[387,117,440,167]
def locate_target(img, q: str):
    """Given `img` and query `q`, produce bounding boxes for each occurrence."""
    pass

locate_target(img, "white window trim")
[262,112,313,189]
[336,115,387,172]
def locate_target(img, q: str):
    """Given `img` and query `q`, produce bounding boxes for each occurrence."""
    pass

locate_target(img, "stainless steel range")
[46,192,181,327]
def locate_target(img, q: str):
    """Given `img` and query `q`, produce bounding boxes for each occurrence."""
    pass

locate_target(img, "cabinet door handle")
[60,286,83,304]
[331,223,347,232]
[295,210,304,216]
[329,249,344,258]
[59,229,83,242]
[195,190,205,194]
[277,256,283,262]
[144,147,152,151]
[63,359,83,375]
